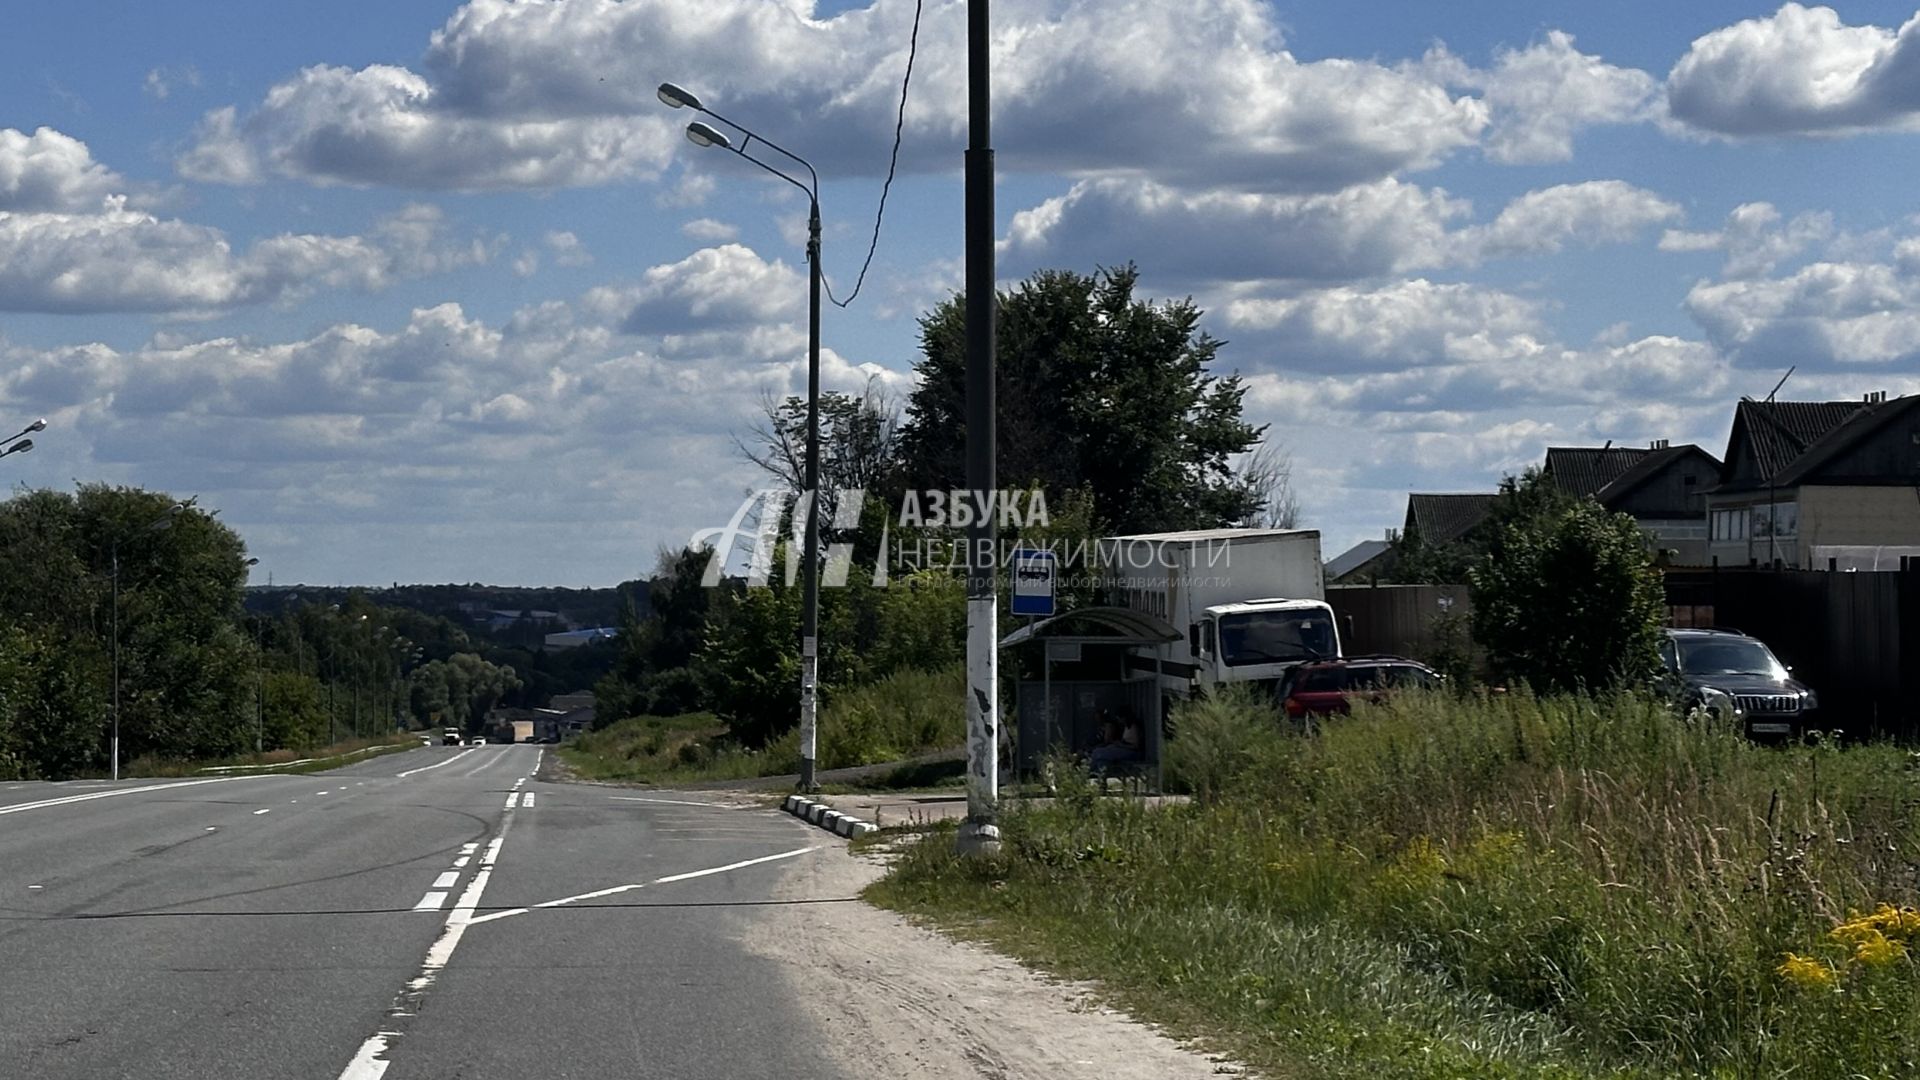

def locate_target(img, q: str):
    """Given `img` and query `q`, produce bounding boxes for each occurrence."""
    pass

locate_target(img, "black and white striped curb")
[783,795,878,838]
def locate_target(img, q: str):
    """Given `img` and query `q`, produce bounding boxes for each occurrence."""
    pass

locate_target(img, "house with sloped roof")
[1325,535,1396,584]
[1542,441,1723,564]
[1403,493,1497,548]
[1707,392,1920,569]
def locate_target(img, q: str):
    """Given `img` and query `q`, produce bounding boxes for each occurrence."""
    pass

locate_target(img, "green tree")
[898,265,1266,534]
[0,485,253,772]
[595,548,715,724]
[408,653,521,732]
[261,670,330,750]
[1469,478,1665,695]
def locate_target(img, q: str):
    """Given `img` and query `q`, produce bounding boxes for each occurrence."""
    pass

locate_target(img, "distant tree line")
[0,485,527,779]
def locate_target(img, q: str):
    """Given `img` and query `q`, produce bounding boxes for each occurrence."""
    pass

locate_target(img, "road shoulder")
[743,841,1244,1080]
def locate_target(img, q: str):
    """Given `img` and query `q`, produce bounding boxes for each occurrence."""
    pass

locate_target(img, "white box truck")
[1103,528,1341,700]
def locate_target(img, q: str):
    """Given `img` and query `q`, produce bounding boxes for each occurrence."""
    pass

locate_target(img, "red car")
[1277,656,1442,719]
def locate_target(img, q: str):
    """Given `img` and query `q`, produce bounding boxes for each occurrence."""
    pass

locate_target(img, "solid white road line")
[467,883,645,926]
[394,748,476,779]
[0,775,264,817]
[465,846,820,926]
[502,793,520,810]
[412,891,448,912]
[652,846,818,884]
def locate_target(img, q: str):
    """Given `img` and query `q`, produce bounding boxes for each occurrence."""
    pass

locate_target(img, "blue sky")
[4,1,1920,585]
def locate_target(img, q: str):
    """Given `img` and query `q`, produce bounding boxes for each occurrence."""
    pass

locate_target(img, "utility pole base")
[954,820,1003,857]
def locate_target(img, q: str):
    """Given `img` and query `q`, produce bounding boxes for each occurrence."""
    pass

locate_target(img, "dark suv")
[1277,656,1442,720]
[1660,628,1818,739]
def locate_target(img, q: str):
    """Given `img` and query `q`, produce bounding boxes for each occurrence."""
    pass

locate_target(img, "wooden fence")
[1326,583,1471,662]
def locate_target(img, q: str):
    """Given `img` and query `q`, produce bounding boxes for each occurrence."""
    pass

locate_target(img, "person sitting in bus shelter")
[1087,709,1143,789]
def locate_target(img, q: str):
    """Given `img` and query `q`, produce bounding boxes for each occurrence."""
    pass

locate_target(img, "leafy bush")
[1470,479,1665,694]
[1162,686,1286,804]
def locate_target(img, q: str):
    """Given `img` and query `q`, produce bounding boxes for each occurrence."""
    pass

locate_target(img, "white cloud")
[681,218,738,243]
[582,243,804,333]
[176,63,675,191]
[1221,280,1547,371]
[1658,201,1835,278]
[0,127,124,212]
[0,197,490,314]
[1000,178,1679,285]
[181,0,1490,193]
[143,65,201,101]
[1424,31,1657,163]
[1686,258,1920,364]
[1466,180,1682,257]
[0,241,909,581]
[1001,178,1466,284]
[1666,3,1920,135]
[544,230,592,267]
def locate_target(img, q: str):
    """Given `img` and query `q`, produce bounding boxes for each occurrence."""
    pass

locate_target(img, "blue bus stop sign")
[1010,548,1056,617]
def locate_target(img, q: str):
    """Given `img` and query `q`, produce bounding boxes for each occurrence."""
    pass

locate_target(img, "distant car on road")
[1277,656,1442,720]
[466,736,485,746]
[441,728,462,745]
[1660,628,1817,739]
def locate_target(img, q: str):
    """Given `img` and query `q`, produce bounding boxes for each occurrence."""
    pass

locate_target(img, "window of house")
[1710,508,1749,542]
[1753,502,1798,539]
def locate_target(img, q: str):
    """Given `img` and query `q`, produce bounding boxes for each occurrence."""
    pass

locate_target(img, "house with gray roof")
[1707,392,1920,569]
[1402,493,1498,548]
[1542,441,1722,564]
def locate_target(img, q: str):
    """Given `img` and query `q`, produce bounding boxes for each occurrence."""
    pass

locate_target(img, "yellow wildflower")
[1834,904,1920,944]
[1377,837,1446,893]
[1850,929,1906,968]
[1776,952,1837,991]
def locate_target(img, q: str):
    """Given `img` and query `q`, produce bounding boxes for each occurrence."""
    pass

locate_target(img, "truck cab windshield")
[1218,610,1336,666]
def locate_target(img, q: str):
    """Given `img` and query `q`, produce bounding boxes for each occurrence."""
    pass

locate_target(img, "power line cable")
[823,0,923,309]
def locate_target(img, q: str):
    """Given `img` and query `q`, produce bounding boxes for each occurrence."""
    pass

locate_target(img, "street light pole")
[958,0,1002,855]
[662,84,826,792]
[800,196,823,792]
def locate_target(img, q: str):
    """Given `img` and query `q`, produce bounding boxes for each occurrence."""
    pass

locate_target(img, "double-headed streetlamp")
[2,417,46,460]
[111,503,185,780]
[659,81,826,792]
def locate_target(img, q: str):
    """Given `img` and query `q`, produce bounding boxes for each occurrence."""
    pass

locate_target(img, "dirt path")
[745,841,1246,1080]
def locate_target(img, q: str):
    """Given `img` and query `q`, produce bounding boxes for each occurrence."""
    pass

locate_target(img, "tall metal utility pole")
[957,0,1001,855]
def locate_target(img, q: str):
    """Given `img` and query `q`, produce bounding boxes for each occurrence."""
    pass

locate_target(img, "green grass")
[868,689,1920,1079]
[560,665,967,786]
[123,732,420,778]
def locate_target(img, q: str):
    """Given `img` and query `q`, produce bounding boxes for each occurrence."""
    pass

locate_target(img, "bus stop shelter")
[999,606,1181,790]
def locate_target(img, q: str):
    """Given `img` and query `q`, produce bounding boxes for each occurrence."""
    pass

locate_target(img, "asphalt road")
[0,745,851,1080]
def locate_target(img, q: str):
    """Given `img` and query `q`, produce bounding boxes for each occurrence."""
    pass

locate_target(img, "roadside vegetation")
[561,665,965,785]
[872,688,1920,1079]
[125,732,422,778]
